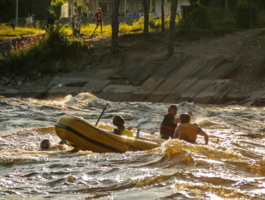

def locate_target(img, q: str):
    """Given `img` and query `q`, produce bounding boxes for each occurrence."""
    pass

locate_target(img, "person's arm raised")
[173,118,180,124]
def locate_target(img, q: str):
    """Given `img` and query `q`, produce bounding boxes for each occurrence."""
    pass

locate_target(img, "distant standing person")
[93,7,103,35]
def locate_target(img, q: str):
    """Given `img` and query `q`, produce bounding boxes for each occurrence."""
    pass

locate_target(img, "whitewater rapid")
[0,93,264,199]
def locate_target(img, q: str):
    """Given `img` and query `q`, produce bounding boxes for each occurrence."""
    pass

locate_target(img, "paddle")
[95,103,109,126]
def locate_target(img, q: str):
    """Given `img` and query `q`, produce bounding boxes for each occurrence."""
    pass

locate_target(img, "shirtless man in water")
[173,113,209,145]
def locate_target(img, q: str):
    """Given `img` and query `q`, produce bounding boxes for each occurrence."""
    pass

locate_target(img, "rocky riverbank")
[0,29,265,106]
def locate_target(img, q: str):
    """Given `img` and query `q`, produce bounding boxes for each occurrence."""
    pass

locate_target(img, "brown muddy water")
[0,93,265,199]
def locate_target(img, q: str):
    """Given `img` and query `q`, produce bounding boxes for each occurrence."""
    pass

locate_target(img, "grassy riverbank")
[0,25,89,77]
[0,16,176,39]
[63,16,174,35]
[0,24,45,39]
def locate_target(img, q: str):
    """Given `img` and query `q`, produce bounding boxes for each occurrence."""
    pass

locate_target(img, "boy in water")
[112,115,134,138]
[40,139,50,150]
[160,104,192,140]
[93,7,103,35]
[40,139,74,151]
[173,113,209,145]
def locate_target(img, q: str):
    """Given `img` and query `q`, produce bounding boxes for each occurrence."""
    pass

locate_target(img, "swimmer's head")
[40,139,50,150]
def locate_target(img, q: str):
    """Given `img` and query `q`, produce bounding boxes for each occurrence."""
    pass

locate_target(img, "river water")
[0,93,265,199]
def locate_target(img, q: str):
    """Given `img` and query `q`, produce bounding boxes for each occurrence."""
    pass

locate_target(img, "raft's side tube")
[55,115,158,153]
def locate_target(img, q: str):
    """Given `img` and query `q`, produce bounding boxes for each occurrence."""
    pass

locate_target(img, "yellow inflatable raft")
[55,115,158,153]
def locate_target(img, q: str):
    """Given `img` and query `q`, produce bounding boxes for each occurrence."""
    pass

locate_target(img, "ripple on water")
[0,94,265,199]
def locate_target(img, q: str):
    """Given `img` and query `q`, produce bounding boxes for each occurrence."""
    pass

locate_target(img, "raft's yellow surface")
[55,115,158,153]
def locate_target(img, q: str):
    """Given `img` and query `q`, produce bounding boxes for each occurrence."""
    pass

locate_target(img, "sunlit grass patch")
[63,16,174,36]
[0,25,89,76]
[0,23,45,39]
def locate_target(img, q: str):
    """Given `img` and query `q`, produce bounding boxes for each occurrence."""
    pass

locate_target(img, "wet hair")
[180,114,190,123]
[40,139,50,150]
[113,115,125,127]
[168,104,178,112]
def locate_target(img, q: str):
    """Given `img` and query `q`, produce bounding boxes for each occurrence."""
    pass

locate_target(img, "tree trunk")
[112,0,120,50]
[249,0,253,28]
[71,0,79,36]
[77,0,86,31]
[168,0,178,57]
[70,0,85,36]
[143,0,149,34]
[75,0,86,34]
[82,0,86,13]
[161,0,165,32]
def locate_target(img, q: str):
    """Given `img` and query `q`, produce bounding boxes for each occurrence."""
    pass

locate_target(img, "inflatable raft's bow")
[55,115,158,153]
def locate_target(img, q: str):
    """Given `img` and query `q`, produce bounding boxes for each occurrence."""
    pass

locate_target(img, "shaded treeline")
[0,0,51,23]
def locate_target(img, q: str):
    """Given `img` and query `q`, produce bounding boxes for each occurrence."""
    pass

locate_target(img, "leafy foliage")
[177,5,212,40]
[235,0,251,28]
[46,24,67,46]
[49,0,66,19]
[0,25,88,76]
[0,0,15,23]
[189,5,212,29]
[210,11,237,32]
[0,0,52,22]
[178,5,212,33]
[0,23,45,39]
[235,0,259,29]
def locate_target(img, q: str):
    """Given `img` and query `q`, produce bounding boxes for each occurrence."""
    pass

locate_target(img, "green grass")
[0,16,178,39]
[0,23,45,39]
[63,16,178,35]
[0,25,89,77]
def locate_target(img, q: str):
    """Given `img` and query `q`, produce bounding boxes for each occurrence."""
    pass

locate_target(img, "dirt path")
[84,29,265,66]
